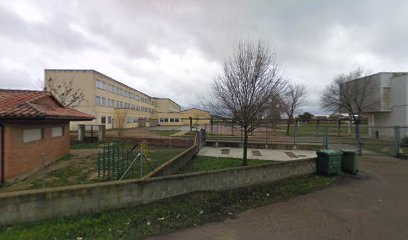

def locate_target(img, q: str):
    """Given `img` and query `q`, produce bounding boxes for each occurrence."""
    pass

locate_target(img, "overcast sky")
[0,0,407,114]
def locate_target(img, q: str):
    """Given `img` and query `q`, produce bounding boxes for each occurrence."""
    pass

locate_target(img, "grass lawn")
[70,140,103,149]
[151,130,180,137]
[177,156,273,174]
[0,174,342,240]
[124,147,186,179]
[0,146,186,193]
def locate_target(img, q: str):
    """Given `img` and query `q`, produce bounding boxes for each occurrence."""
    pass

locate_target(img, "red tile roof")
[0,89,94,120]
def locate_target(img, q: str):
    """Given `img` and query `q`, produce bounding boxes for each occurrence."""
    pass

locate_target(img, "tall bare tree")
[209,40,287,166]
[321,68,377,152]
[45,77,85,108]
[283,83,307,135]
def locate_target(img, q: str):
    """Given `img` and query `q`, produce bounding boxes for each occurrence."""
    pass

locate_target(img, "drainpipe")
[0,123,4,186]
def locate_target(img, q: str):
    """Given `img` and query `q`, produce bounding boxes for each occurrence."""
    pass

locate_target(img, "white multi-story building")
[353,72,408,137]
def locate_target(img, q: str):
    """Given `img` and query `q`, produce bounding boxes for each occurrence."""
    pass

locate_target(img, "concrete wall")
[2,122,70,182]
[0,158,316,226]
[144,145,198,178]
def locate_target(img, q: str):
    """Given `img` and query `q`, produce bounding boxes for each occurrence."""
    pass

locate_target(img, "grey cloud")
[0,0,408,114]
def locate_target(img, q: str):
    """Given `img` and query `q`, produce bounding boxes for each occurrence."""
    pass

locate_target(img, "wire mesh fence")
[201,118,408,158]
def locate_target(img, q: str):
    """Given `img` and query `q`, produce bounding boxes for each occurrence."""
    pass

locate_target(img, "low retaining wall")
[144,144,199,178]
[0,158,316,226]
[107,137,194,148]
[206,140,323,151]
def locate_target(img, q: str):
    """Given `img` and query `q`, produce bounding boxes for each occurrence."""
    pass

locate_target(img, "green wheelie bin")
[316,150,342,175]
[341,150,359,174]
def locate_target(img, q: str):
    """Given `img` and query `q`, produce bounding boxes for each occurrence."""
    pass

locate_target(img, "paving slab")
[197,147,316,161]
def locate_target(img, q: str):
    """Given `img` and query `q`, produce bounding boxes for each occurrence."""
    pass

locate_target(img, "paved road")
[148,155,408,240]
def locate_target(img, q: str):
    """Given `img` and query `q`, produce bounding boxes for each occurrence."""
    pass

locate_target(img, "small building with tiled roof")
[0,89,94,184]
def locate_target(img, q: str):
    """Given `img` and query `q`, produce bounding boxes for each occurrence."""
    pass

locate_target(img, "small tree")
[209,40,287,166]
[282,83,307,135]
[113,108,129,137]
[264,94,285,128]
[298,112,314,122]
[46,77,85,108]
[321,68,377,152]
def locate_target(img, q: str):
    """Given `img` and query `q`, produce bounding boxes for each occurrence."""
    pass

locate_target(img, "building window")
[101,116,106,124]
[164,118,168,122]
[170,118,175,122]
[160,118,163,122]
[96,96,102,106]
[96,80,105,90]
[23,128,43,143]
[52,127,64,137]
[108,116,112,124]
[127,117,133,123]
[101,97,106,106]
[175,118,179,122]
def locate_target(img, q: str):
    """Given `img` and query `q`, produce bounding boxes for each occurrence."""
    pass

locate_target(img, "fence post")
[323,125,329,149]
[189,117,193,132]
[337,119,341,136]
[215,120,219,148]
[357,124,362,156]
[293,120,297,146]
[394,126,401,158]
[78,125,85,141]
[265,125,268,149]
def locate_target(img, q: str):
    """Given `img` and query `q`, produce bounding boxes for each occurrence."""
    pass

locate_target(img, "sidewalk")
[198,147,316,161]
[148,155,408,240]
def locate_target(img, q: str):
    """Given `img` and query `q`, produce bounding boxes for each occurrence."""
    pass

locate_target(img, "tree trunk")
[243,128,248,166]
[355,122,362,155]
[286,116,291,136]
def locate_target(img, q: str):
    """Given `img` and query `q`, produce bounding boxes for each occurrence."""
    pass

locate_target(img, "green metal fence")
[97,141,138,181]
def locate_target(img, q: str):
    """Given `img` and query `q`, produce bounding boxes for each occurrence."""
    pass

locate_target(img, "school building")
[44,69,210,130]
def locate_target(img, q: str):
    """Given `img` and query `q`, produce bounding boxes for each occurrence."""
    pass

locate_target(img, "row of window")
[96,79,154,105]
[96,96,153,112]
[159,118,180,123]
[23,127,64,143]
[100,116,148,124]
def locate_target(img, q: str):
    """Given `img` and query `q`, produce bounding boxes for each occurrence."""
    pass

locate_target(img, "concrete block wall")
[0,158,316,226]
[144,144,198,178]
[106,137,195,148]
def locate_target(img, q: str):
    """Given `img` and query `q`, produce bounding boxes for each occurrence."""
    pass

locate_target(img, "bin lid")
[342,149,357,153]
[316,149,342,155]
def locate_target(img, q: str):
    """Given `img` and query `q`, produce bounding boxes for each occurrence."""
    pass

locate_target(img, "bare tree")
[282,83,307,135]
[209,40,287,166]
[264,94,285,128]
[113,108,129,137]
[321,68,377,152]
[45,77,85,108]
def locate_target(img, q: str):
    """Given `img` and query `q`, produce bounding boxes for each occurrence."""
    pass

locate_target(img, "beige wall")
[151,108,211,126]
[181,108,211,125]
[154,98,181,113]
[45,70,159,130]
[151,112,183,126]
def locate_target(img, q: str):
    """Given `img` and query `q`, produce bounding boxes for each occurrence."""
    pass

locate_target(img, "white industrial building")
[355,72,408,138]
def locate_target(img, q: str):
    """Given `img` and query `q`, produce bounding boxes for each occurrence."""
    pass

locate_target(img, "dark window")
[101,116,106,124]
[170,118,174,122]
[175,118,179,122]
[108,116,112,124]
[164,118,168,122]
